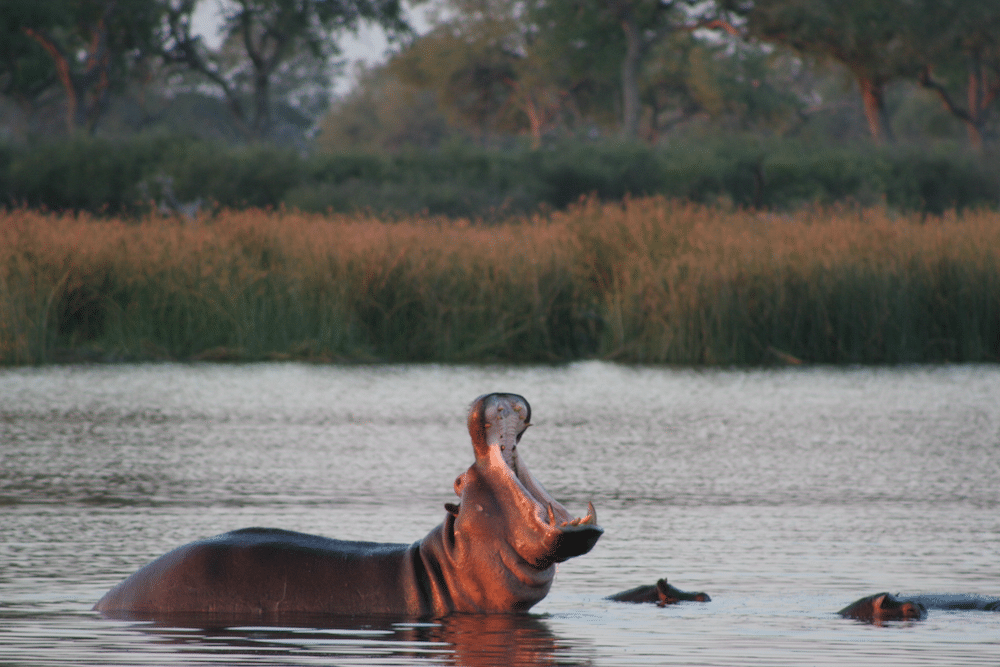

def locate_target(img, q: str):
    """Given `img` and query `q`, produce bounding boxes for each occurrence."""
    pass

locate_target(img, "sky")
[191,0,437,95]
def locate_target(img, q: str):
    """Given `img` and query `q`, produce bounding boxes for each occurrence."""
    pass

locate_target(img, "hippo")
[95,393,603,619]
[607,578,711,606]
[839,592,1000,623]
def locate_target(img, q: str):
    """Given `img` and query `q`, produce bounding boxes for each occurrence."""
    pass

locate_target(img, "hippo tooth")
[569,518,582,526]
[580,501,597,525]
[547,503,557,527]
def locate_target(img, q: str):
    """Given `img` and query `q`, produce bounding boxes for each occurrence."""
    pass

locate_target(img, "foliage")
[158,0,410,139]
[909,0,1000,149]
[0,2,57,102]
[741,0,919,143]
[2,134,998,217]
[4,0,998,149]
[316,66,453,152]
[2,0,167,133]
[382,22,521,144]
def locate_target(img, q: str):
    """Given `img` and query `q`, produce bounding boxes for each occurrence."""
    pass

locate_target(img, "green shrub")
[1,134,997,217]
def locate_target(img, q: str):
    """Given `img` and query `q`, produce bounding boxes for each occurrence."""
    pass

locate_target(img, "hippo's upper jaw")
[453,393,603,571]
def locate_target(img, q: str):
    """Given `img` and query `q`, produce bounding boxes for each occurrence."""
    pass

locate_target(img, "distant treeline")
[2,135,998,219]
[2,199,998,366]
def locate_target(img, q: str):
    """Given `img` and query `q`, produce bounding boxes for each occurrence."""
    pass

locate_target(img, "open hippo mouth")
[449,393,603,569]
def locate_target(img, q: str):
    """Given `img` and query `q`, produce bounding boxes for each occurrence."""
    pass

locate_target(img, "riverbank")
[2,198,998,365]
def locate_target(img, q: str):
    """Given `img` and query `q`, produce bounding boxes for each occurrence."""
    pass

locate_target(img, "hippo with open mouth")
[94,393,604,618]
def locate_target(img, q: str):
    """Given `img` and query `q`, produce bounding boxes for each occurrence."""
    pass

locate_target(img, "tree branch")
[22,27,78,132]
[919,65,973,124]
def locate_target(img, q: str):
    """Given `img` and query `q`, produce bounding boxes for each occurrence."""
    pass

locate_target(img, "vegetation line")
[2,198,998,366]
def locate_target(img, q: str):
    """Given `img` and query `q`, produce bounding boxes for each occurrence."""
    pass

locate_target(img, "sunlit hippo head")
[838,592,927,624]
[439,393,603,609]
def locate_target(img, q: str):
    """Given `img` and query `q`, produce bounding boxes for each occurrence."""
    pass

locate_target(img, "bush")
[1,134,997,217]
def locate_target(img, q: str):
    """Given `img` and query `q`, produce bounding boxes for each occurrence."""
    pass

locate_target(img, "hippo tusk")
[581,502,597,525]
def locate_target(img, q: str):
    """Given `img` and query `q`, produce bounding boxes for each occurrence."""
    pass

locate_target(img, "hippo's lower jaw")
[95,393,603,618]
[549,515,604,564]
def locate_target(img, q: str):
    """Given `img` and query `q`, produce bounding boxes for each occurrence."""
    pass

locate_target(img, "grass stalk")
[2,200,998,365]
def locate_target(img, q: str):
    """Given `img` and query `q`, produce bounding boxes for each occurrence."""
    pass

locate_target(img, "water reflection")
[115,612,590,666]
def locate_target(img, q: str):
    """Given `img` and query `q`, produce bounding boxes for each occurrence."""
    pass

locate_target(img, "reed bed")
[2,198,998,365]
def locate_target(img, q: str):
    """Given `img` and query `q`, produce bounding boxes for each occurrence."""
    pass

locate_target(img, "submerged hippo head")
[435,393,603,611]
[838,592,927,623]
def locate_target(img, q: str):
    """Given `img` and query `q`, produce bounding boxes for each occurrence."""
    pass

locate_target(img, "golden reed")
[2,198,998,365]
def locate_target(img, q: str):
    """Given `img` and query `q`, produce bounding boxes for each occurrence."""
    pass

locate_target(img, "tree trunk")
[23,20,113,135]
[619,3,642,140]
[918,62,996,152]
[253,69,272,138]
[965,59,995,152]
[859,76,894,144]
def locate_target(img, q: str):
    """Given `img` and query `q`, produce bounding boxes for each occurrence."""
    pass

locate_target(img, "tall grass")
[2,199,998,365]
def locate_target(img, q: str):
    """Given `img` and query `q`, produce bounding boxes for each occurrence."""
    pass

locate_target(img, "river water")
[1,362,998,666]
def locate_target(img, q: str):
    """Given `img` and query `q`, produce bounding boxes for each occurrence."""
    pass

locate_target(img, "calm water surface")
[1,362,998,666]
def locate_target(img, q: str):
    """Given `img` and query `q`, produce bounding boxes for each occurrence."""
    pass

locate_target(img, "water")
[2,362,998,666]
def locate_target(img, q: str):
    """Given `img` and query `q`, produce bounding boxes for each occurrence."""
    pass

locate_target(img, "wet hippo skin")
[839,592,1000,623]
[607,578,711,606]
[95,393,603,618]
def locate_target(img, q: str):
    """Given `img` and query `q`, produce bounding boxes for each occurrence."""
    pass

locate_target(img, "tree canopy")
[160,0,411,139]
[3,0,164,133]
[2,0,998,148]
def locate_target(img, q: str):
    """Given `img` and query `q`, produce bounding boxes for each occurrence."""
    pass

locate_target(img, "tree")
[525,0,742,140]
[0,3,56,100]
[0,3,58,138]
[525,0,670,139]
[160,0,410,140]
[640,32,804,138]
[10,0,165,134]
[912,0,1000,149]
[743,0,915,144]
[317,63,452,151]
